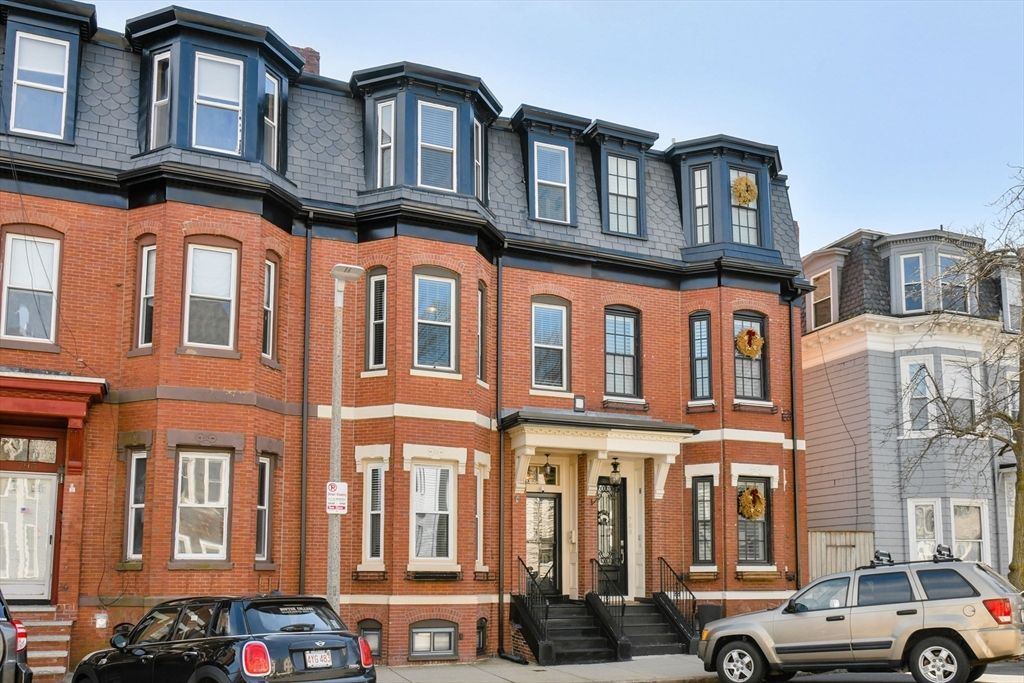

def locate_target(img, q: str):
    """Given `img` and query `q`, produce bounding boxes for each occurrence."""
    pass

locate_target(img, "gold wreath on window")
[732,175,758,206]
[739,486,766,520]
[735,328,764,359]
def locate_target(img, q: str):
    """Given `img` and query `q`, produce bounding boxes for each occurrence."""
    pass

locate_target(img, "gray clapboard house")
[801,228,1017,577]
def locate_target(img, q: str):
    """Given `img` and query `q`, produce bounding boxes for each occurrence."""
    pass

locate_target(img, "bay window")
[730,168,759,245]
[138,244,156,347]
[534,142,569,223]
[1,232,60,343]
[901,254,924,313]
[734,314,767,401]
[414,273,455,370]
[737,476,770,563]
[175,452,230,560]
[255,456,271,561]
[10,32,69,139]
[151,52,171,148]
[184,243,238,349]
[126,451,147,560]
[262,72,280,168]
[193,53,243,154]
[378,101,394,188]
[418,102,456,191]
[413,464,452,560]
[532,301,568,390]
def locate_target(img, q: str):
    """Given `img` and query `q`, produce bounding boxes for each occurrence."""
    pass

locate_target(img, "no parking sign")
[326,481,348,514]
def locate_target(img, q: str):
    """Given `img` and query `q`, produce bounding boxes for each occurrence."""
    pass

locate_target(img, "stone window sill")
[260,356,282,370]
[408,653,459,662]
[361,369,388,378]
[529,388,573,399]
[410,368,461,380]
[115,560,143,572]
[126,347,153,358]
[177,346,241,360]
[1,338,60,353]
[254,561,278,571]
[167,560,234,571]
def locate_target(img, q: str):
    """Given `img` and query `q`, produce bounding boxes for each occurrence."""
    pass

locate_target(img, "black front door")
[525,492,561,595]
[597,477,628,595]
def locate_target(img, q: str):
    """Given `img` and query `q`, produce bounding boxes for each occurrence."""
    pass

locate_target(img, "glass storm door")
[597,477,628,595]
[0,473,58,599]
[525,493,561,595]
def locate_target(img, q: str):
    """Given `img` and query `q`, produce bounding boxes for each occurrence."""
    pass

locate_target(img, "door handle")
[896,609,918,615]
[826,615,845,621]
[140,654,154,663]
[183,650,198,659]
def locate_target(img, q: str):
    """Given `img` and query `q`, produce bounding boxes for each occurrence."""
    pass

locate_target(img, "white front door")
[629,460,645,599]
[0,473,58,600]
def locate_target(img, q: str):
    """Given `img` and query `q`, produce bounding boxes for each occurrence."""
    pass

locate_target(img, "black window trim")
[690,311,712,401]
[733,311,769,401]
[692,475,715,565]
[736,475,772,565]
[604,305,641,398]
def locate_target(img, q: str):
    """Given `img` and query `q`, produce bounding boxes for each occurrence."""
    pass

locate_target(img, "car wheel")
[965,664,987,682]
[909,636,970,683]
[716,640,766,683]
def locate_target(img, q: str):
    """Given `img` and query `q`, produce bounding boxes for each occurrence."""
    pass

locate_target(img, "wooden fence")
[808,531,874,581]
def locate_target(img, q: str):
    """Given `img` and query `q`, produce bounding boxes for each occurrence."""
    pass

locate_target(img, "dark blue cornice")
[665,134,782,177]
[582,119,658,151]
[0,0,97,40]
[349,61,502,121]
[511,104,590,137]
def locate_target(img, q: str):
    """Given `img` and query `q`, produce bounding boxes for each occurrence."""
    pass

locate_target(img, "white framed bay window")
[174,452,230,560]
[405,446,464,573]
[356,444,390,571]
[10,32,69,139]
[413,273,455,370]
[255,456,271,562]
[193,53,243,155]
[532,301,567,390]
[126,451,148,560]
[534,142,569,223]
[418,101,456,191]
[1,232,61,343]
[184,243,238,349]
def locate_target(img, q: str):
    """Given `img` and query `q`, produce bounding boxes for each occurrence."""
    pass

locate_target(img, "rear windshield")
[974,564,1022,595]
[916,569,978,600]
[244,602,346,634]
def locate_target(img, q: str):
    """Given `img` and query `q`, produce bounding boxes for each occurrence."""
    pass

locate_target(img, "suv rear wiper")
[279,623,316,632]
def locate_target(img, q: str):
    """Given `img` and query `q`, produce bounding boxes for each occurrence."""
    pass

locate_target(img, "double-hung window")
[811,271,832,329]
[532,302,567,390]
[904,359,933,433]
[940,255,969,313]
[605,308,639,397]
[139,244,156,347]
[184,244,237,349]
[10,32,69,139]
[693,476,714,565]
[367,464,384,562]
[534,142,569,222]
[193,53,243,155]
[262,73,280,168]
[126,451,147,560]
[692,166,711,245]
[1005,276,1021,331]
[737,477,769,563]
[151,52,171,148]
[477,287,485,381]
[690,312,711,401]
[255,456,271,561]
[908,499,941,560]
[377,101,394,188]
[730,169,758,245]
[942,361,975,427]
[413,464,452,559]
[418,102,456,191]
[951,500,988,563]
[368,273,387,369]
[473,119,484,201]
[175,452,230,560]
[734,314,766,400]
[1,233,60,343]
[607,156,638,235]
[901,254,924,313]
[414,274,455,370]
[262,260,275,358]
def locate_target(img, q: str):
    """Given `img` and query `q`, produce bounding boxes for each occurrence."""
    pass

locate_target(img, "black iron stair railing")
[586,558,630,660]
[514,556,549,641]
[655,557,697,642]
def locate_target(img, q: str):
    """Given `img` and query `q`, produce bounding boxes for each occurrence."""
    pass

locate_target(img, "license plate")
[304,649,333,668]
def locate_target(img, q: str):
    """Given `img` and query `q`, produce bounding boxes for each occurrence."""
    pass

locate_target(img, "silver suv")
[698,547,1024,683]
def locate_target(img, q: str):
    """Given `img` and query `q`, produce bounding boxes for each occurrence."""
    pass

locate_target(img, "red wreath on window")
[736,328,764,359]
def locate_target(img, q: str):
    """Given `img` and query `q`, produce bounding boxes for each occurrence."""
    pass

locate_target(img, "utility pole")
[328,263,364,613]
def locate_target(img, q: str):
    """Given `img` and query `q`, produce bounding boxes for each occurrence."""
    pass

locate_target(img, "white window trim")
[1002,273,1021,332]
[10,32,70,140]
[684,463,720,488]
[417,101,457,192]
[900,253,925,314]
[263,72,280,168]
[368,273,387,370]
[533,141,570,224]
[532,302,567,391]
[355,444,390,571]
[0,232,61,344]
[950,498,990,565]
[940,354,979,422]
[138,245,156,348]
[255,455,271,561]
[938,253,973,314]
[810,268,834,330]
[413,273,456,371]
[126,450,147,560]
[906,498,942,561]
[474,450,490,572]
[192,52,243,155]
[150,52,171,148]
[377,101,395,188]
[174,451,230,561]
[183,243,238,350]
[473,118,484,201]
[477,288,484,381]
[262,259,275,358]
[404,444,464,572]
[900,355,935,438]
[729,463,779,489]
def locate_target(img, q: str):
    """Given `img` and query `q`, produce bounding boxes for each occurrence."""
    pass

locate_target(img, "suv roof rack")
[855,547,963,571]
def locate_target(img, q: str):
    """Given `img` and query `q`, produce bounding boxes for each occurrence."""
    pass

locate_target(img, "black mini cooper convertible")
[73,595,375,683]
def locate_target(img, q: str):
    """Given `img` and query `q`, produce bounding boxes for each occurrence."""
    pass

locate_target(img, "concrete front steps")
[8,605,72,682]
[545,602,616,664]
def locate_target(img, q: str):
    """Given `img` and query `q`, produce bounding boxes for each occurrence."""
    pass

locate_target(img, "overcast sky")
[90,0,1024,255]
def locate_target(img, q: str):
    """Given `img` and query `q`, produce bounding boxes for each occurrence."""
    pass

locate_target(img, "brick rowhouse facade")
[0,1,809,677]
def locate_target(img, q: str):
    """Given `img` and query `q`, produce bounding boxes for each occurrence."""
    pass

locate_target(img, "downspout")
[299,211,313,594]
[789,298,803,589]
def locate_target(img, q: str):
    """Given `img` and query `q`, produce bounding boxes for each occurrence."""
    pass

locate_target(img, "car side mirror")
[783,599,798,614]
[110,632,129,650]
[112,622,134,636]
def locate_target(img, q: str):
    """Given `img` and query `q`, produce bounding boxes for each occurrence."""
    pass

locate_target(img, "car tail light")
[983,598,1013,625]
[358,637,374,668]
[242,641,272,677]
[12,619,27,652]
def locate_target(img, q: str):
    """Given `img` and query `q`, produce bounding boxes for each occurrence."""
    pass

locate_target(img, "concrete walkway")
[376,654,716,683]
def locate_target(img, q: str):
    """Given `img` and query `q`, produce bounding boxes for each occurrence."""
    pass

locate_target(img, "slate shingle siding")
[979,277,1001,320]
[838,237,891,321]
[771,179,802,273]
[287,86,363,203]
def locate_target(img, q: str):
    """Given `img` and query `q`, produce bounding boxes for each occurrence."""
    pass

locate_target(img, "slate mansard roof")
[0,0,804,287]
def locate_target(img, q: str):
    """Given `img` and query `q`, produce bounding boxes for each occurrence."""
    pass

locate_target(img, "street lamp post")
[328,263,364,613]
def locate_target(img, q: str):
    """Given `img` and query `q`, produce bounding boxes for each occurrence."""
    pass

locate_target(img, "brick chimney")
[294,47,320,76]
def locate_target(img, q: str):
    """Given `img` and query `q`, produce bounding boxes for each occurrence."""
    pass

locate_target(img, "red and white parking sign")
[326,481,348,514]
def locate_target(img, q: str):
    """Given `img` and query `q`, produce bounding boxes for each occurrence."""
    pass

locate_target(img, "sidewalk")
[376,654,716,683]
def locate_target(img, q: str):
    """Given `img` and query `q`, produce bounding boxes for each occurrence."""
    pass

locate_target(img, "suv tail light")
[12,619,27,652]
[983,598,1013,625]
[242,641,272,676]
[358,637,374,668]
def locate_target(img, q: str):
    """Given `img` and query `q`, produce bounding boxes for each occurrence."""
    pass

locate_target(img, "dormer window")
[473,119,484,201]
[939,255,969,313]
[262,73,280,167]
[607,156,638,235]
[151,52,171,148]
[534,142,570,223]
[10,32,69,139]
[901,254,924,313]
[378,101,395,187]
[730,168,759,245]
[418,102,457,192]
[1004,275,1021,332]
[193,53,243,155]
[693,166,712,244]
[810,270,833,329]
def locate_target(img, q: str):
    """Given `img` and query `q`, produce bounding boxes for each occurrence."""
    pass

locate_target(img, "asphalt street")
[790,660,1023,682]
